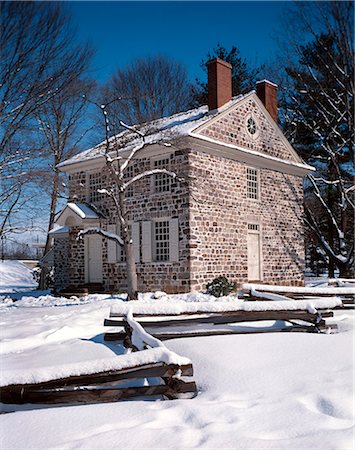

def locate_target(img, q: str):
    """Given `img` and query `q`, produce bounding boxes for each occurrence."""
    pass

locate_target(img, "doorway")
[85,235,103,283]
[247,223,262,281]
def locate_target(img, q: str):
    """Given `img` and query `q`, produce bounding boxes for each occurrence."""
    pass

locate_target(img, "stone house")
[51,58,314,294]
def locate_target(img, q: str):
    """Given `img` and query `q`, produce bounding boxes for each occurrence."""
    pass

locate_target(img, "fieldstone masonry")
[55,95,306,293]
[200,97,295,161]
[53,236,70,291]
[188,150,304,290]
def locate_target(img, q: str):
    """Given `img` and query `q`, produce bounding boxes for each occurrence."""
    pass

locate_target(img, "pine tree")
[282,3,354,277]
[193,43,261,105]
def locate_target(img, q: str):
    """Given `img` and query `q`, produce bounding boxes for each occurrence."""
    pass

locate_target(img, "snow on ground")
[0,296,354,449]
[0,263,354,449]
[0,260,37,294]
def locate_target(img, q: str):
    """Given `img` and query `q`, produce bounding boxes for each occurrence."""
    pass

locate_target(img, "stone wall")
[53,236,70,292]
[59,96,306,293]
[199,96,295,162]
[83,149,192,293]
[68,228,86,286]
[187,149,305,290]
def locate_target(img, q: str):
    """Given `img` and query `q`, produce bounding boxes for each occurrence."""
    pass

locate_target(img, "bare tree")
[0,2,93,240]
[275,1,354,277]
[102,56,193,126]
[35,78,95,287]
[36,79,95,251]
[78,99,182,300]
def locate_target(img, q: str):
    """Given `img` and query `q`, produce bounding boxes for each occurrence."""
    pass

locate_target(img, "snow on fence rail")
[0,313,197,405]
[242,283,354,306]
[328,278,355,286]
[109,298,342,316]
[242,283,355,296]
[105,300,339,340]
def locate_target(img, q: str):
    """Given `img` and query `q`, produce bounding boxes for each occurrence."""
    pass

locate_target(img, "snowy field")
[0,262,354,450]
[0,260,37,294]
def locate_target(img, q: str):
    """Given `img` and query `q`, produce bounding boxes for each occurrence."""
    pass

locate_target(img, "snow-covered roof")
[67,202,99,219]
[48,226,70,236]
[58,94,249,168]
[53,203,101,229]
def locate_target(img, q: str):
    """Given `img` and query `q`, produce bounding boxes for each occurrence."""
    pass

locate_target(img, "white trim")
[58,144,175,174]
[132,222,140,263]
[188,132,314,173]
[57,90,313,177]
[141,221,152,263]
[169,218,179,263]
[85,234,103,283]
[189,92,310,168]
[247,220,263,282]
[152,218,170,262]
[55,203,100,226]
[48,226,70,237]
[256,79,278,88]
[245,112,260,140]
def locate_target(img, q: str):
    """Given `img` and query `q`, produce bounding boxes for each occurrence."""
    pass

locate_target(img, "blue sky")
[69,1,287,84]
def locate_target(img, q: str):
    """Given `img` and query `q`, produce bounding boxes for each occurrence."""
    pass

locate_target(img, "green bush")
[206,276,237,297]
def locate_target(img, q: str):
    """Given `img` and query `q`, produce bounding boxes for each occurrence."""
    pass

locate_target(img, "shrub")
[206,276,237,297]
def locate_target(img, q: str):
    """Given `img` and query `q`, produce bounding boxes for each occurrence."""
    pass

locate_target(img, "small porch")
[50,201,110,295]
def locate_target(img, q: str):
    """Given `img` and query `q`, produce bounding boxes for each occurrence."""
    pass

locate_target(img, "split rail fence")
[242,283,355,307]
[105,302,338,342]
[0,315,197,406]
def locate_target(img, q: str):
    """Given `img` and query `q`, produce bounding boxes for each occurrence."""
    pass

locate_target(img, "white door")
[247,224,261,281]
[85,235,103,283]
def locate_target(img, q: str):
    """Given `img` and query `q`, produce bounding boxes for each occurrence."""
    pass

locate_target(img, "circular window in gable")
[245,113,259,139]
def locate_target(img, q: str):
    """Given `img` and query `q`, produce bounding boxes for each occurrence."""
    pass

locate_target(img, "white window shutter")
[132,222,140,263]
[141,221,152,263]
[169,218,179,262]
[107,224,117,263]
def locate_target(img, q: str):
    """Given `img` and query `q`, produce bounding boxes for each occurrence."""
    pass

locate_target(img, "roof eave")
[187,134,315,177]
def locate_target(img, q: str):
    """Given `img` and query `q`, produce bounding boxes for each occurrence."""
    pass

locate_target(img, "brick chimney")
[207,58,232,111]
[256,80,278,123]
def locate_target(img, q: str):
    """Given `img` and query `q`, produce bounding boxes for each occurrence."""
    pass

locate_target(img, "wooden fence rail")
[1,315,198,405]
[0,362,196,405]
[104,307,337,342]
[242,283,355,306]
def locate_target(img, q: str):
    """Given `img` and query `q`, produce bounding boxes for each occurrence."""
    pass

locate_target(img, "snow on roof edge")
[189,131,315,173]
[58,94,253,169]
[58,104,211,168]
[67,202,99,219]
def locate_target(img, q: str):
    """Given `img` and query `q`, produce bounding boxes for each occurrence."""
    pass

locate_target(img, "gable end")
[190,93,304,166]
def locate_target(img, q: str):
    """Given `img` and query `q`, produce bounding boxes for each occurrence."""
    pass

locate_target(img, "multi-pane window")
[154,220,170,262]
[248,223,260,231]
[154,158,170,193]
[89,172,104,203]
[247,168,259,200]
[247,117,257,135]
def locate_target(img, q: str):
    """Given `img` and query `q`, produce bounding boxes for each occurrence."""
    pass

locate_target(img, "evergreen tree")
[281,2,354,277]
[193,43,261,105]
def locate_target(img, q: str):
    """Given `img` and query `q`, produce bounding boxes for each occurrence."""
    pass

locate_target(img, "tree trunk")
[118,188,138,301]
[125,243,138,300]
[39,163,59,290]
